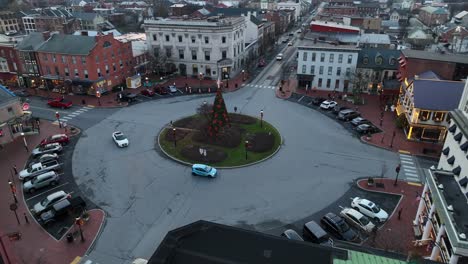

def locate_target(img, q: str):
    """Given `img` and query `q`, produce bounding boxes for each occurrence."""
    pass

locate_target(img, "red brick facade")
[0,43,21,87]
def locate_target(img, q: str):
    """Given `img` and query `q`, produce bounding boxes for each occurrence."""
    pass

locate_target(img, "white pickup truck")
[19,160,61,181]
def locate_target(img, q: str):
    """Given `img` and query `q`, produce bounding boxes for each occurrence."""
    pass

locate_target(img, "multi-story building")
[72,12,106,31]
[16,32,43,88]
[343,16,382,33]
[396,72,465,143]
[0,11,20,34]
[356,2,380,17]
[144,17,247,82]
[296,38,359,92]
[115,33,149,75]
[0,34,21,88]
[34,9,80,34]
[277,1,302,22]
[411,81,468,264]
[0,85,29,145]
[323,4,357,16]
[356,48,400,93]
[21,13,37,34]
[397,49,468,81]
[419,6,449,27]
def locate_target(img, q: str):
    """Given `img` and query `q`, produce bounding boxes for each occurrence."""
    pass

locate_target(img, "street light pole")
[173,128,177,147]
[260,110,264,128]
[199,72,203,90]
[75,217,85,242]
[390,130,396,148]
[394,164,401,186]
[242,70,245,81]
[8,181,17,203]
[55,111,62,128]
[245,140,249,160]
[20,132,28,152]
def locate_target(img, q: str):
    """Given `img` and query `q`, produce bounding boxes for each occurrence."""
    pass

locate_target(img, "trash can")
[66,233,74,243]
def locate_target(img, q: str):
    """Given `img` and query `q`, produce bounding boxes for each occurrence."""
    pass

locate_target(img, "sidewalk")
[289,88,442,158]
[0,120,105,264]
[357,178,427,258]
[275,79,296,99]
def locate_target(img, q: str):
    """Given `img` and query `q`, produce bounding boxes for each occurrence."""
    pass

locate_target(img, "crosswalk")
[52,106,93,125]
[247,84,277,90]
[399,152,421,184]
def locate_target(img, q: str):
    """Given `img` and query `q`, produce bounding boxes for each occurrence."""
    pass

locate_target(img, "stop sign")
[22,102,30,111]
[55,112,60,119]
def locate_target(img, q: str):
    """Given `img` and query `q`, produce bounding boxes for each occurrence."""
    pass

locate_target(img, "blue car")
[192,164,217,178]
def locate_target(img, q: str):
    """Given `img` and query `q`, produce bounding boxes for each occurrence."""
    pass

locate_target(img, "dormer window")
[389,57,396,65]
[363,55,369,65]
[375,55,383,65]
[103,41,111,48]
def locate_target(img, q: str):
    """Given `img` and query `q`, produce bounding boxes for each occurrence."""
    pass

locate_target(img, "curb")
[156,119,283,169]
[84,208,107,256]
[359,136,440,160]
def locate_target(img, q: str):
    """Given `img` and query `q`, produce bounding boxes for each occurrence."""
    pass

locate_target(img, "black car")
[332,106,349,115]
[356,123,379,134]
[13,89,30,97]
[320,212,358,242]
[118,92,137,102]
[38,196,87,226]
[312,97,327,106]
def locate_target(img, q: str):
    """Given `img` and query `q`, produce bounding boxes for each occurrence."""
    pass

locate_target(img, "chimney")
[42,31,51,41]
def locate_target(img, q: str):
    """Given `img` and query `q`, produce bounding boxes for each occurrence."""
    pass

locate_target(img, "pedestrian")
[398,207,403,220]
[380,117,383,126]
[234,106,238,113]
[82,99,86,105]
[385,105,388,112]
[13,165,18,175]
[380,111,384,118]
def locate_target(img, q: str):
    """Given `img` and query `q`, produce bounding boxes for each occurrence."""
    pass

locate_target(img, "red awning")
[398,56,405,64]
[400,62,407,68]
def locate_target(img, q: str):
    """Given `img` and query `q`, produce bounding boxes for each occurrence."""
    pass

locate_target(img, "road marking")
[401,160,414,165]
[405,172,419,177]
[408,182,423,186]
[67,114,79,117]
[255,85,259,88]
[73,110,85,114]
[399,156,413,161]
[399,150,411,154]
[25,183,70,202]
[271,86,275,89]
[298,96,304,102]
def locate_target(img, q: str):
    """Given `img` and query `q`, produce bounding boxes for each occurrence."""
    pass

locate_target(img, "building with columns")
[413,80,468,263]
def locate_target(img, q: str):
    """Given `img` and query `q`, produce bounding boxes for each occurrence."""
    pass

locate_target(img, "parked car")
[31,143,63,157]
[31,190,70,215]
[288,41,293,46]
[276,53,283,60]
[13,89,29,97]
[47,97,72,109]
[192,164,217,178]
[118,92,137,102]
[320,100,337,110]
[297,29,302,33]
[168,85,178,93]
[337,109,360,121]
[154,86,169,95]
[140,89,155,97]
[303,220,333,246]
[281,229,304,241]
[356,124,379,134]
[332,106,349,115]
[340,207,376,233]
[312,97,327,106]
[351,117,370,126]
[33,153,59,165]
[351,197,388,222]
[320,212,358,242]
[40,134,69,146]
[23,171,60,193]
[38,196,86,225]
[19,160,61,181]
[112,131,129,147]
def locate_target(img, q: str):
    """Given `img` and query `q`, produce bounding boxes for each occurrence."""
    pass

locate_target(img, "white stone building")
[144,17,247,81]
[296,39,359,92]
[277,1,302,22]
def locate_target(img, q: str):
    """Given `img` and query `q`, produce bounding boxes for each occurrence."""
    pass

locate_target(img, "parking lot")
[22,134,96,240]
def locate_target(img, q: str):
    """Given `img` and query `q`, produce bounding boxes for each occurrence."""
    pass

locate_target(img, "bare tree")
[197,102,213,122]
[350,69,370,105]
[149,53,171,76]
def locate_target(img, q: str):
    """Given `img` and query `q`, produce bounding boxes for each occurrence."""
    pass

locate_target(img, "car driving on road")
[192,164,217,178]
[276,53,283,60]
[112,131,129,147]
[47,98,72,109]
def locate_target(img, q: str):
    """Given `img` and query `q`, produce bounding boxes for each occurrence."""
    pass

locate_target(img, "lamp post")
[260,110,264,128]
[394,163,401,186]
[390,130,396,148]
[173,128,177,147]
[96,91,101,106]
[20,132,28,152]
[242,70,245,81]
[8,181,17,203]
[55,111,62,128]
[199,72,203,90]
[245,140,249,160]
[75,217,85,242]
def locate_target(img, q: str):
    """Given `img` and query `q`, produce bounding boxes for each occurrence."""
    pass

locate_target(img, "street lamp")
[55,111,62,128]
[173,128,177,147]
[199,72,203,90]
[75,217,85,242]
[8,181,17,203]
[260,110,264,128]
[96,91,101,106]
[393,163,401,186]
[242,70,246,81]
[390,130,396,148]
[20,132,28,152]
[245,140,249,160]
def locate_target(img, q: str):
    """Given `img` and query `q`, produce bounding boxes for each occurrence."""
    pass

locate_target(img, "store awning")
[395,105,405,116]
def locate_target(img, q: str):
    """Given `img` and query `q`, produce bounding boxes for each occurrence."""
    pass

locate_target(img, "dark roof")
[36,34,97,55]
[39,8,74,18]
[250,15,263,25]
[211,7,257,17]
[357,48,401,70]
[148,220,349,264]
[16,32,46,51]
[412,80,464,111]
[402,49,468,65]
[0,84,16,104]
[72,12,99,21]
[417,70,440,80]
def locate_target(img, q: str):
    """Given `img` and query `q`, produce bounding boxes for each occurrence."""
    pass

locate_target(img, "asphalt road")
[71,48,401,263]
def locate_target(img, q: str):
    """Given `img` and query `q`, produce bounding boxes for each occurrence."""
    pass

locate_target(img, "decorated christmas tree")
[208,88,230,137]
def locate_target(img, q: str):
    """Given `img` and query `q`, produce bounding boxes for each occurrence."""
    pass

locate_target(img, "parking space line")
[298,96,304,102]
[25,183,70,202]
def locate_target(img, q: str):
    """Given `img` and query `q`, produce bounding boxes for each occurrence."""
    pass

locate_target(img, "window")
[95,55,99,62]
[319,66,324,74]
[222,50,227,59]
[205,50,210,61]
[191,36,196,43]
[74,69,79,77]
[165,35,170,41]
[204,37,209,44]
[420,110,431,121]
[310,65,315,74]
[191,50,197,60]
[111,52,114,59]
[318,78,322,87]
[363,56,369,65]
[153,48,159,57]
[84,69,88,78]
[178,35,182,42]
[64,67,69,76]
[337,67,341,75]
[302,65,306,74]
[346,67,351,76]
[326,79,331,88]
[61,56,65,63]
[152,34,157,41]
[375,55,383,65]
[389,57,396,65]
[329,54,334,63]
[303,52,307,61]
[338,54,343,63]
[97,68,101,77]
[81,56,86,64]
[112,63,116,71]
[179,49,184,59]
[348,55,352,64]
[46,66,50,74]
[165,48,171,57]
[72,56,76,64]
[328,66,332,75]
[105,65,109,74]
[43,54,48,61]
[54,66,59,75]
[320,53,325,62]
[432,112,445,122]
[312,52,316,62]
[119,60,123,68]
[335,80,340,89]
[222,36,226,43]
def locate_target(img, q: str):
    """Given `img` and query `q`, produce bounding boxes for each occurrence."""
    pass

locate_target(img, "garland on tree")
[208,88,230,137]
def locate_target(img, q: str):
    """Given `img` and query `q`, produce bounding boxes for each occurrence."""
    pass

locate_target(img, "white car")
[351,197,388,222]
[340,207,376,233]
[168,85,178,93]
[276,53,283,60]
[31,143,63,157]
[112,131,129,147]
[320,100,337,110]
[288,42,293,46]
[31,190,69,215]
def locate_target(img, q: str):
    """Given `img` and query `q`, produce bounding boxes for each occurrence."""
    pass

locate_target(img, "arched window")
[375,55,383,65]
[389,57,396,65]
[363,55,369,65]
[103,41,112,48]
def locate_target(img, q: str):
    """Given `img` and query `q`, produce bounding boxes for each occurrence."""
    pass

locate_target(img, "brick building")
[34,9,80,34]
[17,32,133,95]
[397,49,468,82]
[0,35,21,87]
[356,2,380,17]
[418,6,449,27]
[323,5,357,16]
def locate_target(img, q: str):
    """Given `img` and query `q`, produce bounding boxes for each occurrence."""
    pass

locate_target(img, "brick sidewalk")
[357,178,428,258]
[0,120,105,264]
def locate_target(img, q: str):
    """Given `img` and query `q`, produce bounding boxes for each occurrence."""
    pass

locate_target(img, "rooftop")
[401,49,468,64]
[419,6,449,15]
[412,79,464,111]
[357,48,401,70]
[16,32,46,51]
[144,16,245,28]
[358,34,391,45]
[36,33,97,55]
[72,12,100,21]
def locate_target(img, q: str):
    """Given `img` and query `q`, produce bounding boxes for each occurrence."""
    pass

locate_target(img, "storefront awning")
[395,104,405,116]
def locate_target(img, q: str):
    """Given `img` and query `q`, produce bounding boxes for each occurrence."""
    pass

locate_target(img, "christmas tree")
[208,88,230,137]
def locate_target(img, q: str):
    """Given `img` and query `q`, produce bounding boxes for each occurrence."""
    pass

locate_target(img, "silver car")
[23,171,59,193]
[31,143,62,157]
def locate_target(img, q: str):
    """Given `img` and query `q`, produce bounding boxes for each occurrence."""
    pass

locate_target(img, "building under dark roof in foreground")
[148,220,419,264]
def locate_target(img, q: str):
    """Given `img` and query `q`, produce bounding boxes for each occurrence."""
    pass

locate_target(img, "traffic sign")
[22,102,30,111]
